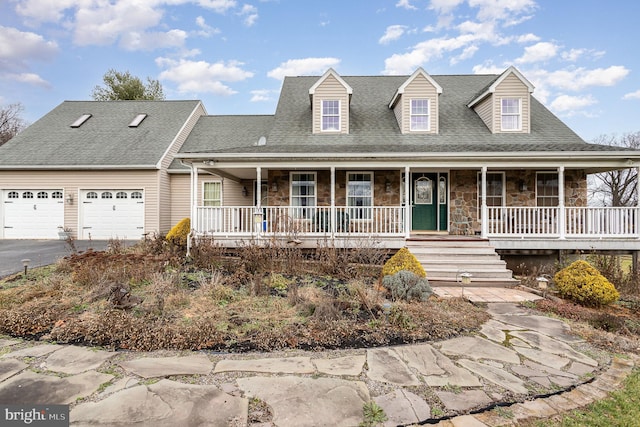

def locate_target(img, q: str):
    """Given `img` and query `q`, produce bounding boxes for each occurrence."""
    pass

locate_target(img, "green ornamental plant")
[381,247,426,278]
[554,260,620,307]
[382,270,432,302]
[166,218,191,246]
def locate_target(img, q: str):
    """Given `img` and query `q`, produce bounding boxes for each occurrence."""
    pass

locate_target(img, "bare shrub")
[588,254,639,297]
[190,237,226,270]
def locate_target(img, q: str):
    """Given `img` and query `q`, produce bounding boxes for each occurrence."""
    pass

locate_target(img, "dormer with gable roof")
[309,68,352,134]
[467,66,534,134]
[389,68,443,135]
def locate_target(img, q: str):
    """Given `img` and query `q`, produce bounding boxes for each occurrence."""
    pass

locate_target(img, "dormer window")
[501,98,521,131]
[321,100,340,131]
[410,99,430,131]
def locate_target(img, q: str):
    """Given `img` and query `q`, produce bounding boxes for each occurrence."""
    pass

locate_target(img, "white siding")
[493,74,530,133]
[475,96,494,132]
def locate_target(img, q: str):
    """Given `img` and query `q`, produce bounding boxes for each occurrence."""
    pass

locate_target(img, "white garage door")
[80,190,144,239]
[3,190,65,239]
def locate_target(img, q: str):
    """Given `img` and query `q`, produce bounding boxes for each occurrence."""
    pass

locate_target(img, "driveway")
[0,240,110,278]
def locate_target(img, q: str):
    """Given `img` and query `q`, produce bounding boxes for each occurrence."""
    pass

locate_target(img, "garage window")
[52,191,63,199]
[8,191,18,199]
[131,192,143,199]
[87,192,98,199]
[101,192,113,199]
[23,192,33,199]
[116,192,127,199]
[37,192,48,199]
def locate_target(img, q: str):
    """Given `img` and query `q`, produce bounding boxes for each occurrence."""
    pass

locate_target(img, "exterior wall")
[395,74,439,134]
[475,96,494,132]
[267,170,401,207]
[449,169,588,235]
[493,74,530,133]
[158,103,206,232]
[169,173,190,227]
[0,170,159,238]
[312,74,350,134]
[194,174,253,206]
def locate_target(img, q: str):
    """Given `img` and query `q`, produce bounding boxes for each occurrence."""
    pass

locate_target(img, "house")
[1,67,639,282]
[0,100,205,239]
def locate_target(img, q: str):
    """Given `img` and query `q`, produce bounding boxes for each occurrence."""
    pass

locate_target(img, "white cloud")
[120,29,187,51]
[396,0,417,10]
[0,26,58,71]
[516,41,558,64]
[379,25,408,45]
[561,48,605,62]
[267,57,341,80]
[195,16,221,37]
[157,57,254,96]
[250,89,277,102]
[549,94,597,113]
[623,90,640,100]
[471,62,504,75]
[468,0,537,22]
[516,33,540,43]
[428,0,465,13]
[196,0,238,13]
[450,45,478,65]
[4,72,51,87]
[545,66,629,91]
[239,4,258,27]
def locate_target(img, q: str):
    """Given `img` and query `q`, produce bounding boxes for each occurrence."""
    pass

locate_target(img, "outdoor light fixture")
[271,180,278,192]
[65,193,74,205]
[537,276,549,290]
[385,179,392,193]
[21,259,31,277]
[460,272,472,286]
[242,186,248,197]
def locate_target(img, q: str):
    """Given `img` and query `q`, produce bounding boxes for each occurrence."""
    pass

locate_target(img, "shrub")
[554,260,620,307]
[382,270,432,302]
[381,247,426,278]
[166,218,190,246]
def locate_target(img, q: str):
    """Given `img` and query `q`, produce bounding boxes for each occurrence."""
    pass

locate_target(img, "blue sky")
[1,0,639,141]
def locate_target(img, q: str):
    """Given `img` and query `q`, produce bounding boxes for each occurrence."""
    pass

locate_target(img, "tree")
[0,103,27,146]
[92,69,165,101]
[589,132,639,207]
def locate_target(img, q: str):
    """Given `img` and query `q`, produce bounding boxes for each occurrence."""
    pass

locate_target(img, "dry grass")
[0,238,489,352]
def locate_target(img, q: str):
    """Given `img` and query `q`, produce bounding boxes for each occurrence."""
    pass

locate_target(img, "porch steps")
[405,237,519,287]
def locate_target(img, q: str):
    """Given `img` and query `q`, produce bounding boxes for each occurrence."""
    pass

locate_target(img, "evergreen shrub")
[382,270,432,302]
[381,247,426,278]
[554,260,620,307]
[166,218,191,246]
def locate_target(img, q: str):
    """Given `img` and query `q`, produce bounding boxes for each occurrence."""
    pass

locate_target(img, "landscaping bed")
[0,240,489,352]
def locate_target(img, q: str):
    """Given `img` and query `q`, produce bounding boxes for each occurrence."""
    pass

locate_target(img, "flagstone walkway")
[0,301,635,426]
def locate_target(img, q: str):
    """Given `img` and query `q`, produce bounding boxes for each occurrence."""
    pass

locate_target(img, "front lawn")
[0,238,489,351]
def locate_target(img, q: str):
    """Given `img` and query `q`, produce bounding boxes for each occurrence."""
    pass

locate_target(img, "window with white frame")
[321,100,340,131]
[290,172,316,218]
[410,99,430,131]
[347,172,373,220]
[501,98,521,131]
[536,172,559,206]
[203,182,222,206]
[478,172,505,218]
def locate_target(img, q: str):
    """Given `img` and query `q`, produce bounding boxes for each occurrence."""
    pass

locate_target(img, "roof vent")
[257,136,267,146]
[129,113,147,127]
[70,114,92,128]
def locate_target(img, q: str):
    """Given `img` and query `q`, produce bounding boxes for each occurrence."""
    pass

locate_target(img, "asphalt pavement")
[0,240,110,278]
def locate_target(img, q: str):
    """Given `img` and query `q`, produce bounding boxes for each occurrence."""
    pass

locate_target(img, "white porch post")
[636,166,640,239]
[330,166,336,238]
[558,166,566,239]
[405,166,411,239]
[192,163,199,233]
[481,166,488,238]
[256,167,262,209]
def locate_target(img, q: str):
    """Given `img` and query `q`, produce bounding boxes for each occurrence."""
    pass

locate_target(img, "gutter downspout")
[181,160,196,257]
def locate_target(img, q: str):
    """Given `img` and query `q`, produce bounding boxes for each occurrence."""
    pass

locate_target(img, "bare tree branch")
[0,103,27,146]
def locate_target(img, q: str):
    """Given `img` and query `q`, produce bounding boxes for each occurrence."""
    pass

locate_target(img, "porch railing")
[194,206,405,237]
[487,206,639,238]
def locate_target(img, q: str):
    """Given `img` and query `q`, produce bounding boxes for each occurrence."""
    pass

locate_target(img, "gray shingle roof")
[182,74,628,156]
[0,100,201,167]
[179,115,274,154]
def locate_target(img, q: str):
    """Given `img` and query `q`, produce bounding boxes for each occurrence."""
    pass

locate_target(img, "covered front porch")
[185,161,640,249]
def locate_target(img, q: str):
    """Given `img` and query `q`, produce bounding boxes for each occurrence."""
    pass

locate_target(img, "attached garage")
[80,190,144,240]
[2,189,65,239]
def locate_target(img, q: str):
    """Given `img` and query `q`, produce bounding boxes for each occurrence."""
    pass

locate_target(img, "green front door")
[411,173,448,231]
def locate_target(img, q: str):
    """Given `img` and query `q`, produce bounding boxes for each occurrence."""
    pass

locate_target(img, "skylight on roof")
[70,114,92,128]
[128,113,147,127]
